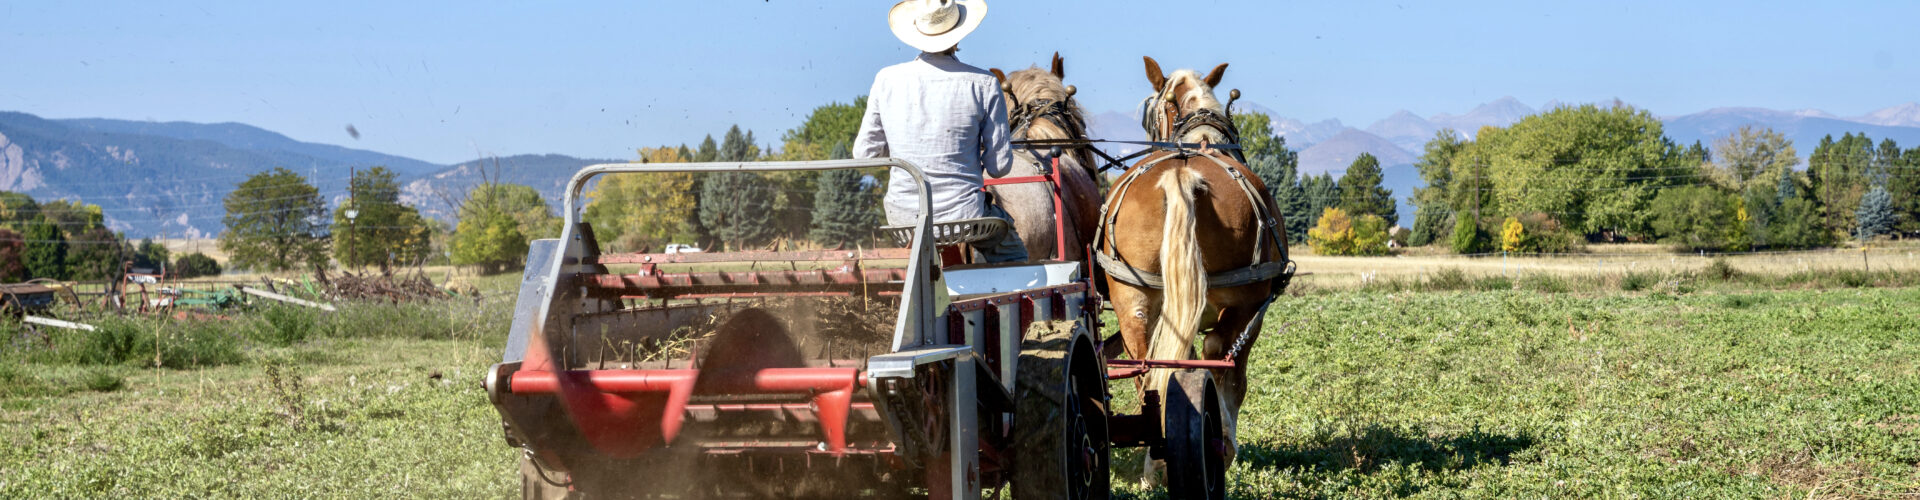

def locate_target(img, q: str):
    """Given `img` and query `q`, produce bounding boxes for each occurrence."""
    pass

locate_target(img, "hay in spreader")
[632,296,900,364]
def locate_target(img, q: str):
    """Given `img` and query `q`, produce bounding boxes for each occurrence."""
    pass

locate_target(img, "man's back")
[853,51,1012,226]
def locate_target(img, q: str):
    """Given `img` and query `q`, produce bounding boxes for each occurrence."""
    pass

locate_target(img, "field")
[3,259,1918,498]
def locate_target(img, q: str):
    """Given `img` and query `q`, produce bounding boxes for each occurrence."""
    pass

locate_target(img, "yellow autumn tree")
[1307,207,1390,256]
[1500,216,1524,252]
[582,147,702,252]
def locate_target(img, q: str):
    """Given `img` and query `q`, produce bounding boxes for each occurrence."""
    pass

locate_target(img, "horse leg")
[1201,300,1266,466]
[1104,281,1166,488]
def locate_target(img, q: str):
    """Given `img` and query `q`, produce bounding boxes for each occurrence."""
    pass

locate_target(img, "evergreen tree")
[1300,173,1339,231]
[698,126,777,250]
[693,135,718,163]
[809,144,881,248]
[1338,153,1397,223]
[1855,186,1895,240]
[1896,147,1920,235]
[22,220,68,280]
[1247,145,1306,245]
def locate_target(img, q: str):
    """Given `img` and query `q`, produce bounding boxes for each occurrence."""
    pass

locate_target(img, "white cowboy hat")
[887,0,988,53]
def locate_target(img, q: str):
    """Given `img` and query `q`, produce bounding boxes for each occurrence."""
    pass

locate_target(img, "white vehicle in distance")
[664,243,703,254]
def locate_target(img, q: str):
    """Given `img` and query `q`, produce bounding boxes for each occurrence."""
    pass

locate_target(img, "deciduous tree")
[219,167,329,272]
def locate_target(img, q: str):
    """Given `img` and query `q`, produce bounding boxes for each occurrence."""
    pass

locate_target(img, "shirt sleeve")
[978,83,1013,178]
[851,76,888,159]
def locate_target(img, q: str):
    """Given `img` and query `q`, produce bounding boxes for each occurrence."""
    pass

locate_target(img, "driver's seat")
[880,218,1011,266]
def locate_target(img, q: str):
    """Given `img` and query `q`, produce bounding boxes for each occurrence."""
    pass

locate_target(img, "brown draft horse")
[987,53,1102,263]
[1100,57,1290,474]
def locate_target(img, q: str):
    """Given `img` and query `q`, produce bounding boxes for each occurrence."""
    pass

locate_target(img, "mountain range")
[2,99,1917,237]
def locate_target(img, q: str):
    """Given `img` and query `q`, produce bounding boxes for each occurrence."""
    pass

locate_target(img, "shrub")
[172,252,222,278]
[1515,212,1582,253]
[1650,186,1743,251]
[1620,271,1657,291]
[1769,197,1830,249]
[41,317,242,368]
[1308,207,1390,256]
[1704,258,1739,281]
[249,305,323,347]
[1427,268,1472,291]
[1450,216,1487,254]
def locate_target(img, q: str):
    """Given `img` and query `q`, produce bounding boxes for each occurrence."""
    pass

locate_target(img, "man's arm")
[852,78,888,159]
[978,85,1013,178]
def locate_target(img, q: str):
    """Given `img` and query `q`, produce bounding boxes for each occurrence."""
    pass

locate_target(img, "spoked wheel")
[1162,369,1227,500]
[1012,321,1112,500]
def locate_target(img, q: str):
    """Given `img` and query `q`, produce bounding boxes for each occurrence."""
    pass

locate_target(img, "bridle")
[1139,83,1246,164]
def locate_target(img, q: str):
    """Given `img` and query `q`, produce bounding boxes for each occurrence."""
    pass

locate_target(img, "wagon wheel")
[1162,369,1227,500]
[1012,320,1111,500]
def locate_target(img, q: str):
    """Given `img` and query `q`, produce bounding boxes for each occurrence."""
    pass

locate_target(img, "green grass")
[1102,286,1920,498]
[3,271,1918,497]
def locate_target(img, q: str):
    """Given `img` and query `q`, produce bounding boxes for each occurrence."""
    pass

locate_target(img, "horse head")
[990,52,1087,144]
[1141,56,1237,146]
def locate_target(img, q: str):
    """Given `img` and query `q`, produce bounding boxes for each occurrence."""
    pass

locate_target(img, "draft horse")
[1095,57,1294,478]
[987,53,1103,262]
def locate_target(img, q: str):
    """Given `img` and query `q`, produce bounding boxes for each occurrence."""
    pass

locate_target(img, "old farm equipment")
[486,158,1239,499]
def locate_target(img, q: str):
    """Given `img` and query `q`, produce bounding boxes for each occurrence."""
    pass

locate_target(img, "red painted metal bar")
[591,248,913,265]
[1106,359,1236,369]
[510,368,862,456]
[978,156,1071,261]
[1105,359,1237,380]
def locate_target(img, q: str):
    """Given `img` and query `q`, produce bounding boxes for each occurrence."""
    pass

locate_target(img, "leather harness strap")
[1092,149,1295,292]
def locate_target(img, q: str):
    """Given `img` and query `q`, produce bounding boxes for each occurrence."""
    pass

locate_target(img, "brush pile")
[313,269,450,303]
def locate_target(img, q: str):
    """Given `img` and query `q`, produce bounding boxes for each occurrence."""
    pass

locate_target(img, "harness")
[1092,148,1295,363]
[1138,89,1246,165]
[1092,149,1293,292]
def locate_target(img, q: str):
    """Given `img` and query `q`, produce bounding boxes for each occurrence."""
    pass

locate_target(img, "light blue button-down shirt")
[853,51,1013,226]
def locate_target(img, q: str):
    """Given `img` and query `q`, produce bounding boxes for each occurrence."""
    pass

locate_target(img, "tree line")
[1237,103,1920,256]
[0,192,217,282]
[21,99,1909,280]
[203,97,884,276]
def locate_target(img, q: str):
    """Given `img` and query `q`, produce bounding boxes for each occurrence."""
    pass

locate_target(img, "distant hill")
[1429,96,1535,138]
[401,154,619,221]
[1851,102,1920,127]
[1661,107,1920,160]
[0,111,401,238]
[58,118,442,176]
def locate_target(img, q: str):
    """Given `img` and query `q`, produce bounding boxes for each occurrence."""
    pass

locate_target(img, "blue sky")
[6,1,1915,164]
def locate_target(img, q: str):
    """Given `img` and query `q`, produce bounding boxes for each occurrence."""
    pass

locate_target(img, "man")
[853,0,1027,263]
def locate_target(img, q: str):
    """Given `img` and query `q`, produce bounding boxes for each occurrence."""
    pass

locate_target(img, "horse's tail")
[1147,167,1207,365]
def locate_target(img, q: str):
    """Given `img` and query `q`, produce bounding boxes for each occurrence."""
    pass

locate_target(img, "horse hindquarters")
[1145,168,1208,390]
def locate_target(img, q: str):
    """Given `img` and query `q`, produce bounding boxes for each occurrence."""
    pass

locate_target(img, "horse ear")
[1051,52,1065,79]
[989,68,1007,84]
[1203,63,1229,88]
[1143,56,1166,92]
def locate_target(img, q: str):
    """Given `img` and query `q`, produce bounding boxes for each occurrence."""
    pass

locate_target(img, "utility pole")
[347,166,356,270]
